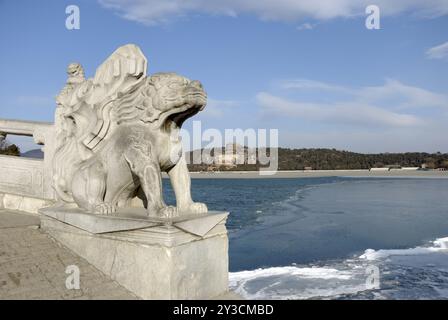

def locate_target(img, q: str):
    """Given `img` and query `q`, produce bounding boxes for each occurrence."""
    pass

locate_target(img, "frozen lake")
[164,177,448,299]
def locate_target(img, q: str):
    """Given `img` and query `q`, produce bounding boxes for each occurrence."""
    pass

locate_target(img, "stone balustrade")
[0,118,56,212]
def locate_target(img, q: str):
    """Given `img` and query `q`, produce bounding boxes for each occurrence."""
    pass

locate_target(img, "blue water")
[163,177,448,299]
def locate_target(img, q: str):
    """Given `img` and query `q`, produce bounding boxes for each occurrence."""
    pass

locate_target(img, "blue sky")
[0,0,447,153]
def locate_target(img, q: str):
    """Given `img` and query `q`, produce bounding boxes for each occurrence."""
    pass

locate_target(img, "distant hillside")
[21,149,44,159]
[186,147,448,171]
[274,148,448,170]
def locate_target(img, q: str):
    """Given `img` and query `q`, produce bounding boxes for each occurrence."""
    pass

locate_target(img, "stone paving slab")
[0,210,40,229]
[0,210,137,300]
[0,209,241,300]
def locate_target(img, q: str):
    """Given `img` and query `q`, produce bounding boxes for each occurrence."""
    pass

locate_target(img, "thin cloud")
[257,92,423,127]
[257,79,447,151]
[358,79,448,109]
[296,23,314,31]
[280,79,353,94]
[280,78,448,110]
[98,0,448,25]
[426,41,448,60]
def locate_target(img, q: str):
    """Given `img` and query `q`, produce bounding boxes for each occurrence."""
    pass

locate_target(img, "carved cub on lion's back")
[53,44,207,218]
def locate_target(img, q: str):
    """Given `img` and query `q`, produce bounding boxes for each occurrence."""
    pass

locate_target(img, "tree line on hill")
[186,147,448,171]
[274,148,448,170]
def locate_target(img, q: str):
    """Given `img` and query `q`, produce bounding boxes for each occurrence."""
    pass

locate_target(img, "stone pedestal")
[39,206,229,300]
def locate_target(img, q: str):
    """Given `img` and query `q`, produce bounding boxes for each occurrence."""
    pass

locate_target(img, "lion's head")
[78,70,207,151]
[142,73,207,131]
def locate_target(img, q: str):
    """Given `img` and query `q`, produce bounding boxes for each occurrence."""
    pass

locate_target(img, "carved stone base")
[39,207,229,300]
[1,193,53,214]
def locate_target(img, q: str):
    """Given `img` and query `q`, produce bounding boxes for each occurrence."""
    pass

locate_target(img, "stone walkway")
[0,209,137,300]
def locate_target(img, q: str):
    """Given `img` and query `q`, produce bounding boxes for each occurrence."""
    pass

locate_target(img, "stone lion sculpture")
[53,44,207,218]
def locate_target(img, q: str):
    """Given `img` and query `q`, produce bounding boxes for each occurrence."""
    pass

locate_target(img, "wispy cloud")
[257,92,423,127]
[296,23,314,31]
[280,78,448,110]
[98,0,448,25]
[257,78,448,130]
[258,78,448,151]
[280,79,352,94]
[426,41,448,60]
[358,79,448,109]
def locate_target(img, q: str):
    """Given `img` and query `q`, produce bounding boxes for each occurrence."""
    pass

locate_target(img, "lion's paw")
[156,206,179,219]
[183,202,208,215]
[93,203,117,215]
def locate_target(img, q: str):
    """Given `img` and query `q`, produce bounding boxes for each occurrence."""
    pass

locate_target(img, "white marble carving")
[53,44,208,218]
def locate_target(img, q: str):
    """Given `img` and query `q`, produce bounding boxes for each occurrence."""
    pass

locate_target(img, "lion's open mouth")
[170,106,200,127]
[161,88,207,135]
[162,104,202,134]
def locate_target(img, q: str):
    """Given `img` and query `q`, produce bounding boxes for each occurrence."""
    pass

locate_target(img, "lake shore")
[185,170,448,179]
